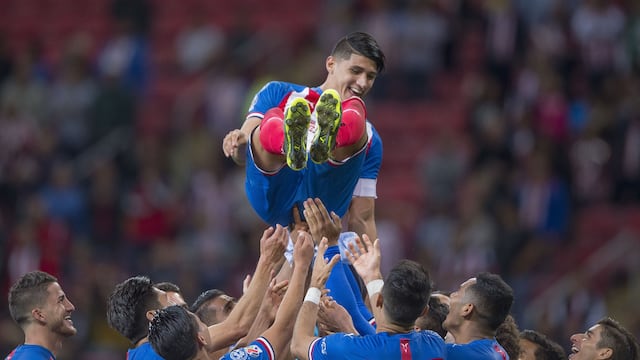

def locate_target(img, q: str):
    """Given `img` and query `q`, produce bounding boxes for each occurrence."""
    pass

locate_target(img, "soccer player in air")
[222,31,385,240]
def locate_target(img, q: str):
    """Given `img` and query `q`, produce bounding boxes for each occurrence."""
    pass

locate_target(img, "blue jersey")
[308,330,446,360]
[220,337,274,360]
[5,345,55,360]
[245,81,382,226]
[446,339,509,360]
[126,342,164,360]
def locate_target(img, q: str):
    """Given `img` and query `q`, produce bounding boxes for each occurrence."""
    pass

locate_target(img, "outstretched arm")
[347,196,377,240]
[206,225,287,352]
[346,234,384,323]
[291,238,340,360]
[261,231,314,358]
[222,116,261,166]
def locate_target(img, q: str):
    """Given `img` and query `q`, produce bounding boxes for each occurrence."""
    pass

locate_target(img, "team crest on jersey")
[245,345,263,357]
[228,349,248,360]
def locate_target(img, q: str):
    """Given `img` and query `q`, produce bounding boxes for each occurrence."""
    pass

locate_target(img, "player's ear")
[326,56,336,74]
[32,308,46,323]
[420,304,429,317]
[146,310,157,322]
[375,293,383,309]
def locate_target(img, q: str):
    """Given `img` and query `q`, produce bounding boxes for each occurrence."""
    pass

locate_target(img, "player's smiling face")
[43,282,77,337]
[326,53,378,100]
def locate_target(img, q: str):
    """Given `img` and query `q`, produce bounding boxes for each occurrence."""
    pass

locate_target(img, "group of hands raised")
[253,197,383,336]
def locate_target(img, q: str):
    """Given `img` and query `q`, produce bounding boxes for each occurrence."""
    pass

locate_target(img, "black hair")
[496,315,521,360]
[331,31,386,73]
[8,271,58,327]
[520,329,567,360]
[154,282,181,294]
[415,293,449,338]
[382,260,432,327]
[149,305,199,360]
[467,272,514,331]
[107,276,161,343]
[596,317,640,360]
[189,288,228,326]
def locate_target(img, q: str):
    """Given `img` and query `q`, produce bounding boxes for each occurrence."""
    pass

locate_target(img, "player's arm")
[291,238,340,360]
[260,231,314,357]
[233,276,287,348]
[206,225,287,352]
[222,116,261,166]
[345,234,384,323]
[347,196,377,244]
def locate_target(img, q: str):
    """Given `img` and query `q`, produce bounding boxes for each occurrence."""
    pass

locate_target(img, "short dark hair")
[382,260,432,327]
[107,276,161,343]
[467,272,514,331]
[8,271,58,327]
[331,31,386,73]
[415,294,449,338]
[496,315,521,360]
[596,317,640,360]
[190,289,226,325]
[154,282,181,294]
[520,329,567,360]
[149,305,199,360]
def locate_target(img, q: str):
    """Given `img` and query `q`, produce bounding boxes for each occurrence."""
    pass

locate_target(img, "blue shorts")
[245,139,367,226]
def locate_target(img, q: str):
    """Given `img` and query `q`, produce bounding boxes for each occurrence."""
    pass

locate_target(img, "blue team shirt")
[5,344,55,360]
[220,337,274,360]
[126,342,164,360]
[245,81,383,226]
[308,330,446,360]
[446,339,509,360]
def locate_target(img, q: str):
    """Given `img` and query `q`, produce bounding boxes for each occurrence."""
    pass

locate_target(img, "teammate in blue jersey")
[149,228,321,360]
[5,271,76,360]
[568,317,639,360]
[443,272,514,360]
[291,218,447,360]
[222,32,385,239]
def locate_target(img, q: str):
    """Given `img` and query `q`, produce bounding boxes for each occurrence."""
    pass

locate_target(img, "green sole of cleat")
[284,99,311,170]
[310,89,342,164]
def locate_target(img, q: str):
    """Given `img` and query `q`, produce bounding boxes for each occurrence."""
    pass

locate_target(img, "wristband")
[366,279,384,297]
[304,287,321,305]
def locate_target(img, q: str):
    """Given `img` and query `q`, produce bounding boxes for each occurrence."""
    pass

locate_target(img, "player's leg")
[252,99,311,172]
[252,108,287,172]
[332,96,367,161]
[246,127,304,226]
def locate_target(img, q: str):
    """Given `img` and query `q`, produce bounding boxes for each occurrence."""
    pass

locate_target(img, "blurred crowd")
[1,0,639,358]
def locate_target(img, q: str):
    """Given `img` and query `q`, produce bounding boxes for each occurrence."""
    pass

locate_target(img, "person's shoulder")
[5,344,55,360]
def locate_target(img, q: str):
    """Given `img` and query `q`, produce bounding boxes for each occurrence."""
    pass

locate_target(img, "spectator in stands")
[519,329,567,360]
[175,10,225,74]
[5,271,76,359]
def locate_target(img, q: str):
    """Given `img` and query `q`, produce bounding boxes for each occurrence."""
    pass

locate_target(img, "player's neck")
[376,321,414,335]
[24,328,61,356]
[451,324,495,344]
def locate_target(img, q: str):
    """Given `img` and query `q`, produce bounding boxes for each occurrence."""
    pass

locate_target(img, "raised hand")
[259,224,288,267]
[345,234,382,283]
[303,198,341,246]
[310,238,340,289]
[317,295,357,336]
[290,204,309,244]
[293,231,314,269]
[222,129,248,165]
